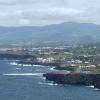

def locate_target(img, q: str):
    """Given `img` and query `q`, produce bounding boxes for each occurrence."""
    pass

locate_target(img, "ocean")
[0,60,100,100]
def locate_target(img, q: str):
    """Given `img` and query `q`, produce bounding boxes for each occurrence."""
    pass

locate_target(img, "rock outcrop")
[43,72,100,89]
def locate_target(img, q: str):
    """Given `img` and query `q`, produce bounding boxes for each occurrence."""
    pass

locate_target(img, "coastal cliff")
[43,72,100,89]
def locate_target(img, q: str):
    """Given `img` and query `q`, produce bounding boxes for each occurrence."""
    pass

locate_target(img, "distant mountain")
[0,22,100,44]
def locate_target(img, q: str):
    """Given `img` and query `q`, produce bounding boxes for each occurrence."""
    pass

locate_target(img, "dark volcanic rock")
[43,72,100,89]
[55,66,76,71]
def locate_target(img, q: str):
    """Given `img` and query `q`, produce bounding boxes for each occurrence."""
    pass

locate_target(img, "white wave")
[3,73,44,76]
[10,62,32,67]
[86,85,100,91]
[50,67,55,71]
[10,62,18,66]
[22,64,32,67]
[17,64,22,66]
[15,68,21,70]
[87,85,94,88]
[38,82,53,86]
[33,65,43,67]
[21,64,45,67]
[10,62,45,67]
[38,82,58,86]
[94,88,100,91]
[42,77,46,80]
[10,62,22,66]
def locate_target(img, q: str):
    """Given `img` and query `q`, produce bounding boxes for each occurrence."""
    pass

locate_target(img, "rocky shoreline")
[43,72,100,89]
[16,59,100,89]
[17,60,61,67]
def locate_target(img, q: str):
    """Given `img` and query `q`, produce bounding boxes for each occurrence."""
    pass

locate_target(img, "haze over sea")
[0,60,100,100]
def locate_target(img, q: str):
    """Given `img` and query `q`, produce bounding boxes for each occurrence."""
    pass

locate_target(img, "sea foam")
[3,73,44,76]
[38,81,58,86]
[10,62,18,66]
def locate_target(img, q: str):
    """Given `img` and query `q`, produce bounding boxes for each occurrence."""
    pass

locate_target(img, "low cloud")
[0,0,99,26]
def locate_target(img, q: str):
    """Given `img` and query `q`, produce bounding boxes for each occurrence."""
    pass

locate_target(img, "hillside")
[0,22,100,44]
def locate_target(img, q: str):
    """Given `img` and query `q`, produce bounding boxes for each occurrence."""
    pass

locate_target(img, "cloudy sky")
[0,0,99,26]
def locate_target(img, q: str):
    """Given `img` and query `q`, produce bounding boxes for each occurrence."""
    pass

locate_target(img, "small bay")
[0,60,100,100]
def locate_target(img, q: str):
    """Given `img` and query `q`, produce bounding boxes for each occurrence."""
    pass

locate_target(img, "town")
[0,43,100,74]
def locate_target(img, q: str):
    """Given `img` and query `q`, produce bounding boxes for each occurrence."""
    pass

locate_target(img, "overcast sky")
[0,0,99,26]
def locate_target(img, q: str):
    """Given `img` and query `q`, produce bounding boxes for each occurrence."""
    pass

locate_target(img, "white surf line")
[10,62,45,67]
[10,62,23,66]
[86,85,100,91]
[3,73,44,76]
[33,65,44,67]
[22,64,33,67]
[94,88,100,91]
[15,68,21,70]
[10,62,18,66]
[50,67,55,71]
[87,85,94,88]
[10,62,28,66]
[38,82,58,86]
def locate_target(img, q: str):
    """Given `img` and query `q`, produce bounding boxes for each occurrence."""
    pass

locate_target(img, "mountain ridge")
[0,22,100,44]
